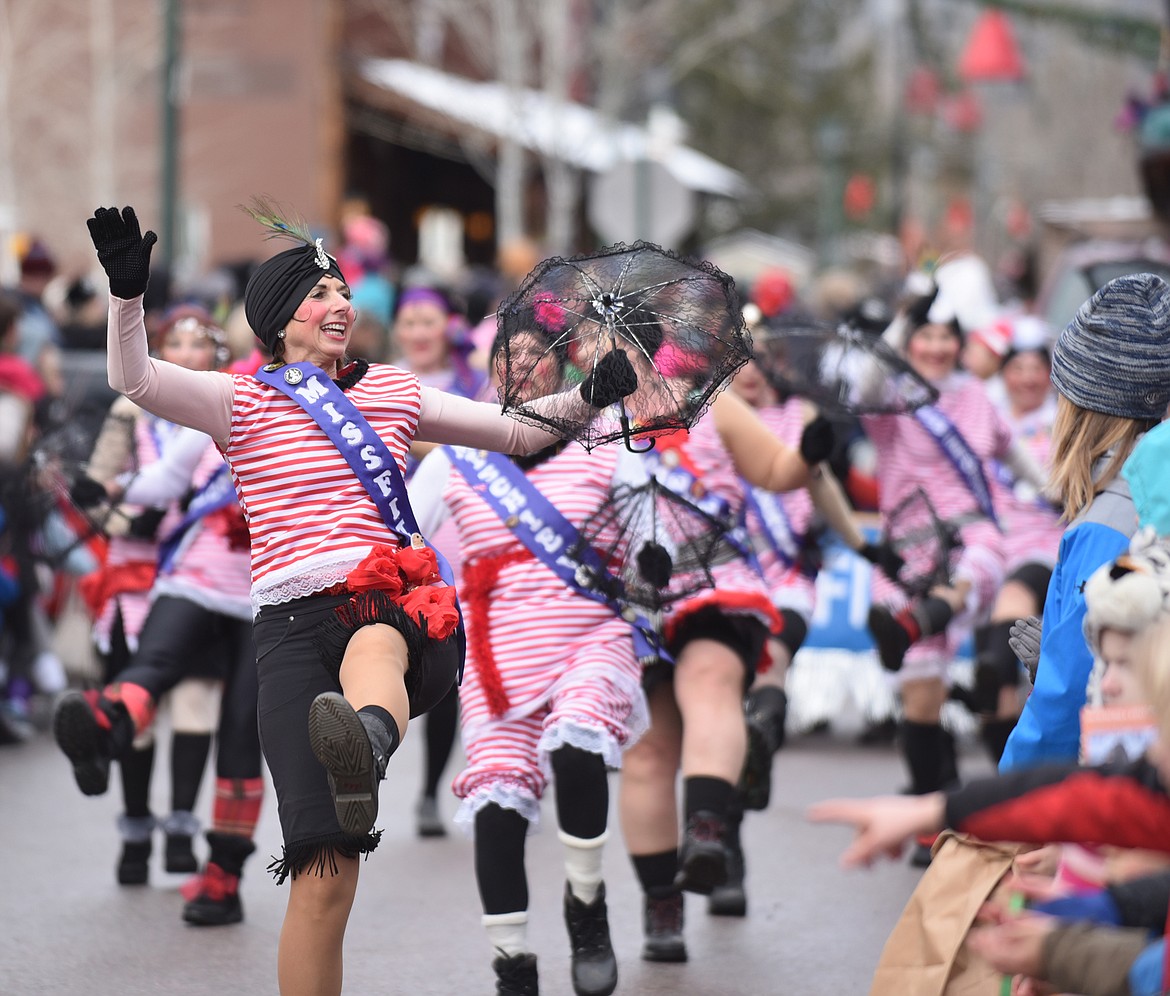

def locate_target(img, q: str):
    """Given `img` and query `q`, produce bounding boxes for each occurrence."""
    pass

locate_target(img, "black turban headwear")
[244,243,346,351]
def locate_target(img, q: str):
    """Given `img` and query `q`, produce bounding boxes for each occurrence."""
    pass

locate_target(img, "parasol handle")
[618,402,654,453]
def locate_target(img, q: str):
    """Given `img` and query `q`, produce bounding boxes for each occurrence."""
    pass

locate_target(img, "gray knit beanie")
[1051,272,1170,420]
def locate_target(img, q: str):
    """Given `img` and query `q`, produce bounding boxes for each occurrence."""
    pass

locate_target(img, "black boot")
[642,889,687,963]
[115,814,155,886]
[54,690,136,796]
[869,597,954,673]
[707,813,746,917]
[182,831,256,926]
[899,721,950,796]
[162,810,200,874]
[741,687,786,811]
[674,810,728,895]
[493,952,539,996]
[563,883,617,996]
[307,694,396,836]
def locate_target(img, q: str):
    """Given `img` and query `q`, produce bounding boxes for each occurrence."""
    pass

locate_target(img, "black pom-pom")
[636,541,674,589]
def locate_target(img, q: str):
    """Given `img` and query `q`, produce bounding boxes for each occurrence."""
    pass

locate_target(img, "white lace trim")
[538,721,624,775]
[453,782,543,838]
[250,551,368,615]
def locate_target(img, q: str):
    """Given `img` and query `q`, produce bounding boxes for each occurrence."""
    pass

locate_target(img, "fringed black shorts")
[641,604,768,694]
[253,590,461,884]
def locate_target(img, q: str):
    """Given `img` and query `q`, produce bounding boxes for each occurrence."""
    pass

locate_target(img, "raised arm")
[89,206,233,445]
[415,387,562,453]
[107,295,233,445]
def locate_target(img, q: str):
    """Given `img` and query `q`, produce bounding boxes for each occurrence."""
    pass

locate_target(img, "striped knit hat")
[1051,272,1170,420]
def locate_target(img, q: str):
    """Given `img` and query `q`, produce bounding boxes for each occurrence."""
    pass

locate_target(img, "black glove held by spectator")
[580,349,638,409]
[127,506,167,540]
[799,415,835,466]
[859,540,905,583]
[86,206,158,299]
[70,474,108,509]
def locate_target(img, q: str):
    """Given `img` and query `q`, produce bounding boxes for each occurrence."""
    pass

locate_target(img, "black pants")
[116,595,260,780]
[253,592,460,868]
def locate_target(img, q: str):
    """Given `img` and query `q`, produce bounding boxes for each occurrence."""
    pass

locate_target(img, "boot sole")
[182,903,243,927]
[674,842,727,895]
[308,692,378,836]
[707,887,747,916]
[642,941,688,963]
[53,692,111,796]
[868,606,909,673]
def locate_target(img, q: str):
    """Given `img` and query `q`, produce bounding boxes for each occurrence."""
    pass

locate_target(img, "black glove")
[799,415,835,466]
[86,206,158,299]
[580,349,638,409]
[126,506,167,540]
[70,474,109,509]
[859,540,905,583]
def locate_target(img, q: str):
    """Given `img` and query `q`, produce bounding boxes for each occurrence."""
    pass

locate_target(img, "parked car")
[1036,237,1170,332]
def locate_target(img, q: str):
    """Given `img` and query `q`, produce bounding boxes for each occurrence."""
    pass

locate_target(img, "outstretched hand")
[859,540,905,583]
[86,206,158,300]
[806,793,946,868]
[966,912,1056,979]
[799,415,835,466]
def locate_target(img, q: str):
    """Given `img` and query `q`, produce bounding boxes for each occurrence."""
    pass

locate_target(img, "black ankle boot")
[308,693,394,836]
[115,814,155,886]
[54,690,135,796]
[642,889,687,962]
[741,688,786,810]
[182,831,256,926]
[867,605,913,672]
[563,883,617,996]
[493,951,539,995]
[162,811,200,873]
[707,832,746,917]
[674,811,728,895]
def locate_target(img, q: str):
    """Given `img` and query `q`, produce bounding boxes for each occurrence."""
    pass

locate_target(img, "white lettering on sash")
[359,444,382,471]
[295,376,329,404]
[341,422,362,446]
[321,401,344,425]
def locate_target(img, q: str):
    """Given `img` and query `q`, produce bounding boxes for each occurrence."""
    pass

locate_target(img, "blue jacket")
[1000,473,1135,771]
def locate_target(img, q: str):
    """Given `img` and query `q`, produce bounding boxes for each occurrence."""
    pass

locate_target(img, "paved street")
[0,712,977,995]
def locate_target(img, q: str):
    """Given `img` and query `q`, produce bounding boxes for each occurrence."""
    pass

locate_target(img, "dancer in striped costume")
[56,206,629,996]
[71,307,223,886]
[393,285,485,838]
[618,388,881,962]
[410,416,646,994]
[969,321,1065,762]
[855,280,1045,863]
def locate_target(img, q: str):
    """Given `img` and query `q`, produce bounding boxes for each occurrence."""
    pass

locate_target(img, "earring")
[277,330,286,339]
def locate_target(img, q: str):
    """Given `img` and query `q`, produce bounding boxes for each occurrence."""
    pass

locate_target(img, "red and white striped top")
[749,399,815,587]
[657,412,776,628]
[862,372,1013,525]
[429,443,638,724]
[993,396,1064,569]
[225,364,422,609]
[154,442,252,619]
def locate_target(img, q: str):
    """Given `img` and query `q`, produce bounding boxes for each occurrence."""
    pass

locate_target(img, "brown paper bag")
[869,831,1027,996]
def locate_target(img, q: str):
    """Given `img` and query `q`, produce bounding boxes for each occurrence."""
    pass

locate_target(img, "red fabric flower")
[397,545,441,587]
[347,544,406,596]
[533,292,567,333]
[399,585,460,640]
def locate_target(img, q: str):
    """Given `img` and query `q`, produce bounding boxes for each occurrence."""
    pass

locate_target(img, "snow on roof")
[360,58,746,198]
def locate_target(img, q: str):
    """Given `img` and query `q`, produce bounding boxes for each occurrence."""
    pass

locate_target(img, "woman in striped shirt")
[54,206,624,996]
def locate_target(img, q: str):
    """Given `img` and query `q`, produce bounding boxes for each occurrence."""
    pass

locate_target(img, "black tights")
[421,684,459,800]
[474,745,609,914]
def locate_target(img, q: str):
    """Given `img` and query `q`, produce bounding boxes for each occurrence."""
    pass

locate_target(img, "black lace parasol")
[753,319,938,417]
[570,477,744,614]
[496,242,752,451]
[880,487,961,598]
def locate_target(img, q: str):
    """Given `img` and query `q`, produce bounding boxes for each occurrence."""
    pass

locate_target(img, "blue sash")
[641,450,762,572]
[912,405,999,527]
[741,483,802,572]
[157,463,236,573]
[445,446,666,665]
[254,362,464,672]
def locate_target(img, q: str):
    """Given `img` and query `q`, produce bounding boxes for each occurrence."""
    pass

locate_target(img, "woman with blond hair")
[1001,273,1170,770]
